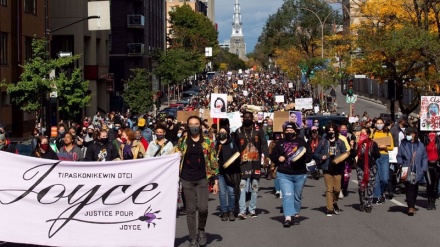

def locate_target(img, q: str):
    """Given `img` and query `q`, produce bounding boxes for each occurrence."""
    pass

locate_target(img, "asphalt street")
[174,173,440,247]
[333,85,388,118]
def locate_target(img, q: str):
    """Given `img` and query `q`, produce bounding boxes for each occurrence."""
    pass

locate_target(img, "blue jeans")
[278,172,307,217]
[374,154,389,198]
[218,174,235,213]
[274,175,280,192]
[239,178,259,214]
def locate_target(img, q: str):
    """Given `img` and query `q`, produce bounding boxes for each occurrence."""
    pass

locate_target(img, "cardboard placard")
[295,98,313,110]
[227,95,233,102]
[238,80,244,85]
[203,110,213,127]
[273,111,290,132]
[177,110,200,123]
[373,136,392,147]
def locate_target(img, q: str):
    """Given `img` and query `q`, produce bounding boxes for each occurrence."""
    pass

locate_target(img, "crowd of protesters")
[1,70,438,247]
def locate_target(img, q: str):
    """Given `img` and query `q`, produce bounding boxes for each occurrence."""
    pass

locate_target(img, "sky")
[215,0,285,54]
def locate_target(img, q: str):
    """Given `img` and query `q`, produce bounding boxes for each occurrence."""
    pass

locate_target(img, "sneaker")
[408,207,415,216]
[376,196,385,205]
[228,211,235,221]
[249,212,258,218]
[333,203,340,215]
[283,219,291,228]
[238,213,246,220]
[198,230,207,246]
[326,210,333,217]
[279,192,283,199]
[189,239,198,247]
[221,212,228,221]
[338,191,344,199]
[359,203,365,212]
[275,191,280,198]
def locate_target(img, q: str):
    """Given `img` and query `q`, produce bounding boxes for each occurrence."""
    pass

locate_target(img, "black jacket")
[84,141,119,161]
[270,136,312,175]
[216,137,241,175]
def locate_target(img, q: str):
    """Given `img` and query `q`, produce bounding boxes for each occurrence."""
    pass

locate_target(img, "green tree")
[1,37,90,120]
[122,68,155,115]
[57,68,91,120]
[213,48,246,71]
[168,4,218,54]
[154,48,204,85]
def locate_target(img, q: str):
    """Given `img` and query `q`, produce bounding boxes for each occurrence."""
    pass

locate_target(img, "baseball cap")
[87,125,95,130]
[284,124,294,131]
[137,117,146,127]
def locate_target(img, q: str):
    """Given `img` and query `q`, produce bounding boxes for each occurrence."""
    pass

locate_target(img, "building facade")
[109,0,166,113]
[0,0,46,136]
[229,0,247,61]
[50,0,110,121]
[166,0,208,39]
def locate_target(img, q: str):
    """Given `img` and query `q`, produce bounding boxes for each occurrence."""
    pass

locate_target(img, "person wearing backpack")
[423,131,440,210]
[313,122,347,216]
[397,127,428,216]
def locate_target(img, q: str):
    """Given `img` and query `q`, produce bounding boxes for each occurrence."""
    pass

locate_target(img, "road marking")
[350,179,406,207]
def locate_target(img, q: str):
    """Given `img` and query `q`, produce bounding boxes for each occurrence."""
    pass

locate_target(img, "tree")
[1,37,90,120]
[350,0,440,114]
[122,68,155,115]
[213,48,246,71]
[168,4,218,54]
[154,48,204,85]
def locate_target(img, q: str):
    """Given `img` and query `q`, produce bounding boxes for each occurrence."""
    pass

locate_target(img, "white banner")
[0,152,180,247]
[295,98,313,110]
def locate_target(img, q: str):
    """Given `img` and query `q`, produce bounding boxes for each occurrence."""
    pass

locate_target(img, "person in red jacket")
[135,129,149,151]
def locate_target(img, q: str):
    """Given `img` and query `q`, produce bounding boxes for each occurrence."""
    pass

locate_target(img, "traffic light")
[348,79,354,97]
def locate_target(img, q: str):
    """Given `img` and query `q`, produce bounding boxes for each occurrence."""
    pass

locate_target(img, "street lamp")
[299,7,338,58]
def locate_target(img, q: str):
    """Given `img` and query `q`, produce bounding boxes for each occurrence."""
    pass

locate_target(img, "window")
[24,36,33,61]
[24,0,36,14]
[0,0,7,6]
[0,32,7,65]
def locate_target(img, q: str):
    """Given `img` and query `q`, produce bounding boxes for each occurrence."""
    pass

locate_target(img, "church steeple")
[231,0,243,36]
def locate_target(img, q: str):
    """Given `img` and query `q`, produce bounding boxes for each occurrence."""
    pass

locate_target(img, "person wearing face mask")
[306,126,322,180]
[118,128,146,160]
[391,115,409,147]
[56,124,67,151]
[164,116,178,144]
[370,117,394,204]
[58,133,84,161]
[32,136,59,160]
[135,129,149,151]
[176,116,219,247]
[423,131,440,210]
[397,127,428,216]
[84,130,119,161]
[350,127,380,213]
[270,133,283,195]
[216,126,241,222]
[145,125,173,158]
[339,124,355,198]
[270,124,312,227]
[234,111,269,219]
[313,122,347,216]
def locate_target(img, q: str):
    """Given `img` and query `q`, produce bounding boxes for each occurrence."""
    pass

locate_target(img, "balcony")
[127,43,145,56]
[127,15,145,28]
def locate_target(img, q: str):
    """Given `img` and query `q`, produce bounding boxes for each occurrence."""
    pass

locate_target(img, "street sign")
[346,94,357,103]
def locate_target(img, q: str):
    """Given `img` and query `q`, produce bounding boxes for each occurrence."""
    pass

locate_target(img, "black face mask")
[218,133,228,140]
[99,138,108,144]
[88,132,93,137]
[285,133,296,140]
[327,132,335,139]
[243,119,253,127]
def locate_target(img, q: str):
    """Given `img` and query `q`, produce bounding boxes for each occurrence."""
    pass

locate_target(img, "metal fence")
[352,78,414,105]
